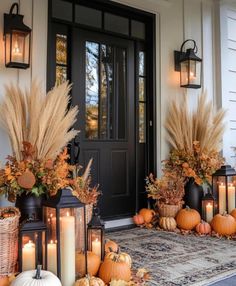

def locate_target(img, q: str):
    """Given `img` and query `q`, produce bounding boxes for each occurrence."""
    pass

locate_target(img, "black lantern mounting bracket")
[174,39,198,71]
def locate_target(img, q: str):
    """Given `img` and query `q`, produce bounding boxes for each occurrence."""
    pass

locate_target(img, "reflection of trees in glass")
[56,34,67,64]
[139,51,145,76]
[139,103,145,143]
[56,66,67,86]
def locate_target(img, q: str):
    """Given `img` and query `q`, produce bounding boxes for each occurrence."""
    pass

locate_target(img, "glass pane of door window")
[56,66,67,86]
[131,20,146,39]
[104,13,129,36]
[100,44,113,139]
[75,5,102,28]
[139,78,146,101]
[139,102,146,143]
[86,42,99,139]
[139,51,146,76]
[56,34,67,64]
[52,0,72,21]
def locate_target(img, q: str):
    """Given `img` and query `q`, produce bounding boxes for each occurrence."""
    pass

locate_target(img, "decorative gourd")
[99,258,131,284]
[105,240,119,253]
[11,266,61,286]
[105,248,132,268]
[211,213,236,236]
[74,275,105,286]
[110,280,128,286]
[17,170,36,189]
[0,276,9,286]
[139,208,155,223]
[133,214,144,225]
[76,251,101,277]
[176,207,201,230]
[195,220,211,234]
[159,217,176,231]
[230,209,236,220]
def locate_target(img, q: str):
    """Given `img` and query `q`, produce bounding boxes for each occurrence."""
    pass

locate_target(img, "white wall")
[218,0,236,167]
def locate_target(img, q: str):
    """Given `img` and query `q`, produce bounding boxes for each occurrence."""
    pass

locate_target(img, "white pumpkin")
[11,268,61,286]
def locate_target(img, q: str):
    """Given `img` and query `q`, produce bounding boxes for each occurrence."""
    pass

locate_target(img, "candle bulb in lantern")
[47,240,57,275]
[228,183,235,213]
[60,212,76,286]
[206,203,213,223]
[22,240,35,271]
[92,238,101,258]
[219,182,226,214]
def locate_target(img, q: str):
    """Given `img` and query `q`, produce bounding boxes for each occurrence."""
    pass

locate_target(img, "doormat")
[108,227,236,286]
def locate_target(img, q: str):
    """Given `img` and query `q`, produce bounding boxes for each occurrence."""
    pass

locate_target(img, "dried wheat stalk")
[0,81,79,160]
[165,92,226,153]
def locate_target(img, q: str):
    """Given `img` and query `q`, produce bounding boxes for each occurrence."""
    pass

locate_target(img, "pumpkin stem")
[223,211,228,216]
[34,265,42,280]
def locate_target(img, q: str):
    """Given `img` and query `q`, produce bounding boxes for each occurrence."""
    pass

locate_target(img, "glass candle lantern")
[212,165,236,214]
[87,206,105,261]
[201,190,216,223]
[18,219,47,272]
[4,3,31,69]
[43,188,87,286]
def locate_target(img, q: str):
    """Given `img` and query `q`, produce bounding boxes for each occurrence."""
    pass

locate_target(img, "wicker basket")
[0,207,20,276]
[157,203,182,218]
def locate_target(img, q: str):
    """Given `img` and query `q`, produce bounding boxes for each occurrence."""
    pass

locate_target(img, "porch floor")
[108,227,236,286]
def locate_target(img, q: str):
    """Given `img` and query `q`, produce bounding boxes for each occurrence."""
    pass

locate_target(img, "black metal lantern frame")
[4,2,31,69]
[212,165,236,214]
[18,219,47,272]
[201,189,217,223]
[174,39,202,89]
[87,206,105,261]
[43,188,87,285]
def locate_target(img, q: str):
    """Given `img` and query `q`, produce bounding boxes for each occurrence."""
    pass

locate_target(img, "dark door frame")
[47,0,157,213]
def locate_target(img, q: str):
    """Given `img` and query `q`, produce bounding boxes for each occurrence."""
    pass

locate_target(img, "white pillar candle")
[219,183,226,214]
[60,212,75,286]
[47,240,57,275]
[22,240,35,271]
[92,238,101,258]
[228,183,235,213]
[206,203,213,223]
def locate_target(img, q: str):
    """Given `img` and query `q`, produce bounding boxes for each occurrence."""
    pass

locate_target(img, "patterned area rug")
[108,227,236,286]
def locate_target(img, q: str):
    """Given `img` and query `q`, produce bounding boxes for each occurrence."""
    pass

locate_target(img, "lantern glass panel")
[189,60,201,86]
[88,229,102,258]
[5,33,11,64]
[180,60,188,86]
[20,229,46,272]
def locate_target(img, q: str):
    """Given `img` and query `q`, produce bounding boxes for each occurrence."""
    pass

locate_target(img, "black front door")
[72,29,135,219]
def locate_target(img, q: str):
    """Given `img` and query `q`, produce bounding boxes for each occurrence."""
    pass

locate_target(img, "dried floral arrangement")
[164,93,225,186]
[146,172,185,206]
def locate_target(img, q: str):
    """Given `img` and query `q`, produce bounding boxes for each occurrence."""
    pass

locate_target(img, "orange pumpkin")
[76,251,101,277]
[139,208,155,223]
[195,220,211,234]
[98,259,131,284]
[133,214,144,225]
[230,209,236,220]
[0,276,9,286]
[17,171,36,189]
[105,240,119,253]
[211,213,236,236]
[176,207,201,230]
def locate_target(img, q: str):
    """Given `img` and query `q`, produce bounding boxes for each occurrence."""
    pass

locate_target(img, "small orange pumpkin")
[133,214,144,225]
[0,276,9,286]
[98,259,131,284]
[105,248,132,268]
[195,220,211,235]
[211,213,236,236]
[76,251,101,277]
[230,209,236,220]
[17,171,36,189]
[105,240,119,253]
[139,208,155,223]
[176,207,201,230]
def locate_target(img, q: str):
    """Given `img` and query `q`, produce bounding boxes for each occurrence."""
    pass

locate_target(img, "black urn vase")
[15,193,44,222]
[184,178,203,213]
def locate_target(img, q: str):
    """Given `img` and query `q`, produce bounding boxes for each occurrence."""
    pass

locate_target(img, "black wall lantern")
[174,39,202,89]
[4,3,31,69]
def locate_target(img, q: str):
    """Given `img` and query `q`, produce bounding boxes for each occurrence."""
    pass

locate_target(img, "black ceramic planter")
[184,178,203,213]
[15,192,44,222]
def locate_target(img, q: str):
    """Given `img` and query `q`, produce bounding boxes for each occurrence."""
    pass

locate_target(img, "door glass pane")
[56,66,67,85]
[139,102,146,143]
[56,34,67,65]
[104,13,129,36]
[52,0,72,21]
[101,45,113,139]
[131,20,146,39]
[117,48,127,139]
[139,51,145,76]
[75,5,102,28]
[86,42,99,139]
[139,78,146,101]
